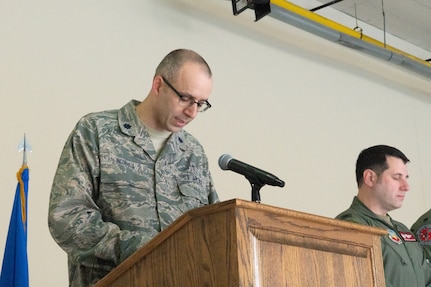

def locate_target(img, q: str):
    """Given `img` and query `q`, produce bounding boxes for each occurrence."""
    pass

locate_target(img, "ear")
[363,169,376,187]
[152,76,163,95]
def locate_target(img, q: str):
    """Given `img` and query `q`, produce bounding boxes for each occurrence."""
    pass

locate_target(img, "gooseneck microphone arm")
[218,154,285,203]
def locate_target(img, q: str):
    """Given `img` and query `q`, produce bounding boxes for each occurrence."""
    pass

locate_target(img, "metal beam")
[269,0,431,79]
[310,0,343,12]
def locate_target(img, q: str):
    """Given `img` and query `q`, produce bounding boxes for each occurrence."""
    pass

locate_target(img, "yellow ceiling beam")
[270,0,431,68]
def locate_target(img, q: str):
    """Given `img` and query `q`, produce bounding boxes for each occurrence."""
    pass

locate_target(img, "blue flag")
[0,165,29,287]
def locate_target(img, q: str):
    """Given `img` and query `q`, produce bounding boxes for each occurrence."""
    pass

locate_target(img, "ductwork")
[268,0,431,79]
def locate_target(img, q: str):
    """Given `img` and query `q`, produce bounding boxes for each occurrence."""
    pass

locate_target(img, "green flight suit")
[411,208,431,261]
[336,196,431,287]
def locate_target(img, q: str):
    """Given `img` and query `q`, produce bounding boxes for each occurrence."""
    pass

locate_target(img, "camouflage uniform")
[336,196,431,287]
[48,100,219,287]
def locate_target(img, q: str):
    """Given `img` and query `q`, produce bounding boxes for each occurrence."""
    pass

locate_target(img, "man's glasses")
[162,76,211,112]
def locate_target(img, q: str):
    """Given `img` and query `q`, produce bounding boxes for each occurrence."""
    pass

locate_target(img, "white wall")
[1,0,431,285]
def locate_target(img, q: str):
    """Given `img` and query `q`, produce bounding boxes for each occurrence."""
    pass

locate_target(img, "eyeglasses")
[161,76,211,112]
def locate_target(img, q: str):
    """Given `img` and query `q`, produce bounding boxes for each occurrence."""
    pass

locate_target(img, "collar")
[351,196,395,226]
[118,100,189,155]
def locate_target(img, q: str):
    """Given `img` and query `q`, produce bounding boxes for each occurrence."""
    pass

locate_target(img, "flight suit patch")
[399,231,417,242]
[417,225,431,244]
[388,229,402,244]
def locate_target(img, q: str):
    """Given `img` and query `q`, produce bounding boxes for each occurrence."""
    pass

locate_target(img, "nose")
[401,179,410,192]
[183,103,198,118]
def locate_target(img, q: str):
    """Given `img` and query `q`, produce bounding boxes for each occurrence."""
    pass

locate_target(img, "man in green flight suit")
[411,209,431,261]
[336,145,431,287]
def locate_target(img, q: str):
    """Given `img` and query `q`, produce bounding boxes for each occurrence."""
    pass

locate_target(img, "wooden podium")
[95,199,386,287]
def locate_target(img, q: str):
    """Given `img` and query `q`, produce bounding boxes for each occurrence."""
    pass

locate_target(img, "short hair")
[155,49,212,82]
[355,145,410,187]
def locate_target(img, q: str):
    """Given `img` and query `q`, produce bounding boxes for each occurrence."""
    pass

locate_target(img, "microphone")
[218,154,285,187]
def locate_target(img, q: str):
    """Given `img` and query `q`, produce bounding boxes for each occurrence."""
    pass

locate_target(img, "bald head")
[155,49,212,82]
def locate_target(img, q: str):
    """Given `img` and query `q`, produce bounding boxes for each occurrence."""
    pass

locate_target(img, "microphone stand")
[248,178,264,203]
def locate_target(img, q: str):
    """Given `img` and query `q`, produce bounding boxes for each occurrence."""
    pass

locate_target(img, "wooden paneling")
[95,199,386,287]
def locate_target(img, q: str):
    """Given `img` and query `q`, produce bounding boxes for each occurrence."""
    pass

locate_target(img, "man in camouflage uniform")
[48,49,220,287]
[336,145,431,287]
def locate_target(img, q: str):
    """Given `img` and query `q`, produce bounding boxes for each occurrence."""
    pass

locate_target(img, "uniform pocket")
[177,178,209,211]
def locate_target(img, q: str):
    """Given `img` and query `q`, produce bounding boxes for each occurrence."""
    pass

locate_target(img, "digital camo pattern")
[48,100,219,286]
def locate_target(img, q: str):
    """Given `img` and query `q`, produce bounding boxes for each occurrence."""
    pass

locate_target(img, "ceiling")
[303,0,431,61]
